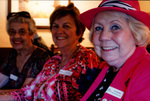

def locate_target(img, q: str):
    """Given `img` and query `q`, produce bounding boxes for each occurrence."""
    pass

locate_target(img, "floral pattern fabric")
[10,45,100,101]
[0,47,50,89]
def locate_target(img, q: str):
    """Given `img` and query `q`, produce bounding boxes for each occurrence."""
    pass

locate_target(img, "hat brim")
[80,7,150,30]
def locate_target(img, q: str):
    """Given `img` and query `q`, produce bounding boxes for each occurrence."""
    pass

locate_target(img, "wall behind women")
[0,0,150,48]
[0,0,11,48]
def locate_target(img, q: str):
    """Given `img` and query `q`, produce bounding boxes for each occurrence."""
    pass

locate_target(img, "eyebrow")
[64,22,71,24]
[53,22,72,25]
[110,20,123,24]
[94,22,102,26]
[9,28,26,31]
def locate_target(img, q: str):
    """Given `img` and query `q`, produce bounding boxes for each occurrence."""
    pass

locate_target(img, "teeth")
[14,41,21,43]
[102,47,116,50]
[57,37,67,39]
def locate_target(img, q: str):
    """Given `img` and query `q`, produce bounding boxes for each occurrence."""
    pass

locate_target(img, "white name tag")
[59,69,73,76]
[10,74,18,81]
[106,86,124,99]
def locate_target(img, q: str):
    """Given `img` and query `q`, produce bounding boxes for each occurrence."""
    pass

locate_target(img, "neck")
[17,45,36,57]
[59,44,80,68]
[61,44,80,59]
[16,45,37,72]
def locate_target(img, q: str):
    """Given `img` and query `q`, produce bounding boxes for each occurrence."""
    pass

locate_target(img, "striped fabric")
[99,0,136,10]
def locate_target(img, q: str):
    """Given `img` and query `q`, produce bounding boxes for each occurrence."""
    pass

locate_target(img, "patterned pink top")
[10,45,100,101]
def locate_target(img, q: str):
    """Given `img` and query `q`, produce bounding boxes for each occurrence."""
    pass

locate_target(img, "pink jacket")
[81,47,150,101]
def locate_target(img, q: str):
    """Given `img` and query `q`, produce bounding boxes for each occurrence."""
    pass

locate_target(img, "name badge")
[106,86,124,99]
[10,74,18,81]
[59,69,73,76]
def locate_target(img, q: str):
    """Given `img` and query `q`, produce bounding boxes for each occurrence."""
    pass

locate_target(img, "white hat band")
[99,0,137,10]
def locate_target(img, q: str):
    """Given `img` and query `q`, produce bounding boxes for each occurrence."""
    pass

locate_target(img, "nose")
[99,29,111,41]
[14,32,21,38]
[57,27,64,34]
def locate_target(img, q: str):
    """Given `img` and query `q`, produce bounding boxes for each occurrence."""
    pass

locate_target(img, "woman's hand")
[0,93,14,101]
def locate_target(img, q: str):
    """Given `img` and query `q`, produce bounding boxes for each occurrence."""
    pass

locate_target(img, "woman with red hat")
[80,0,150,101]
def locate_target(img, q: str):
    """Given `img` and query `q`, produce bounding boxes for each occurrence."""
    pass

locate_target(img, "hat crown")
[79,0,150,30]
[99,0,140,11]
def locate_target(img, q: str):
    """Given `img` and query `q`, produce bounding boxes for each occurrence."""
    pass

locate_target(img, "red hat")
[79,0,150,30]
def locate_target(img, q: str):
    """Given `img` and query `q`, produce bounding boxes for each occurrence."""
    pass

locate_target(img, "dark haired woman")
[0,3,100,100]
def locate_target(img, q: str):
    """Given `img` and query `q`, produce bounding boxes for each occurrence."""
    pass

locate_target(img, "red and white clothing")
[10,45,100,101]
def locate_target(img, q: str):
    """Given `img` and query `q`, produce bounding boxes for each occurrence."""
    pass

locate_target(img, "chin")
[103,56,114,62]
[14,46,23,50]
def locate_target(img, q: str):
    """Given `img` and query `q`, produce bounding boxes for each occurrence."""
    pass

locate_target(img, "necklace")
[60,45,80,69]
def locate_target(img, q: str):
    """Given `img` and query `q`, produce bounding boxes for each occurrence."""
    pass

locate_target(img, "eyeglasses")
[8,28,29,36]
[7,11,31,20]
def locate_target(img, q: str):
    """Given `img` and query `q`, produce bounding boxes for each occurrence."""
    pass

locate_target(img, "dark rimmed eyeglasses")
[7,11,31,20]
[8,28,29,36]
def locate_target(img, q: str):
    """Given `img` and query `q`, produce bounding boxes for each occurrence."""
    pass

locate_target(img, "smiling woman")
[0,11,50,91]
[79,0,150,100]
[0,3,100,101]
[92,11,136,68]
[51,14,79,51]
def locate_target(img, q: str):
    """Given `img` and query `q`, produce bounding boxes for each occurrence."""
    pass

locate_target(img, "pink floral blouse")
[10,45,100,101]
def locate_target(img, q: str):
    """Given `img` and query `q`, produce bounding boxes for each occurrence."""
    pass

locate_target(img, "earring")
[76,43,80,47]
